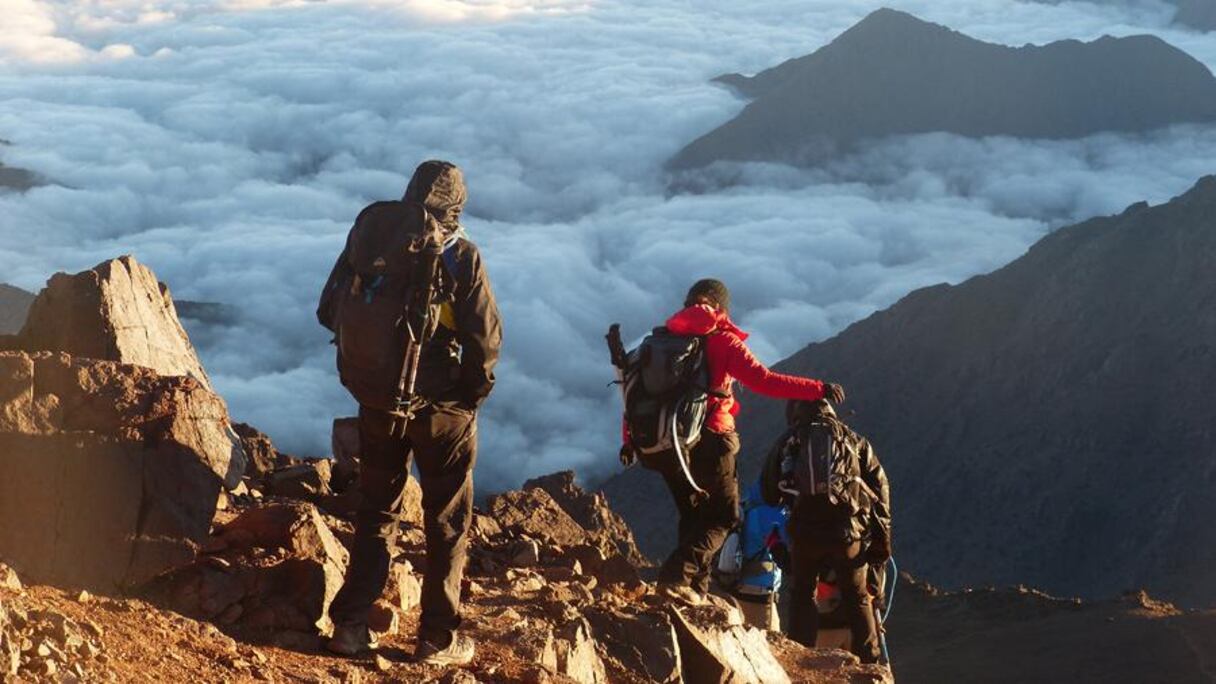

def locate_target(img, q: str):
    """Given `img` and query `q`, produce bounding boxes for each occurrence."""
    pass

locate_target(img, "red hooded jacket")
[664,304,827,434]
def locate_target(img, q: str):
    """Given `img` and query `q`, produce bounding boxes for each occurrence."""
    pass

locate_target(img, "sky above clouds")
[0,0,1213,489]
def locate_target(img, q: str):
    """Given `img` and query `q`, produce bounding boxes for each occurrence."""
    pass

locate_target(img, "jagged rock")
[11,256,212,390]
[522,472,647,566]
[669,602,790,684]
[385,561,422,614]
[172,502,349,633]
[0,596,19,677]
[232,422,280,482]
[509,539,541,567]
[0,351,244,591]
[553,618,607,684]
[266,461,333,500]
[0,564,20,593]
[585,608,681,684]
[487,488,589,548]
[506,620,558,672]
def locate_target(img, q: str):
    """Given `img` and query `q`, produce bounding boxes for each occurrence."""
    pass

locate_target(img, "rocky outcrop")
[670,8,1216,169]
[169,503,351,634]
[0,351,244,591]
[11,256,212,390]
[522,471,648,567]
[0,284,33,336]
[669,598,790,684]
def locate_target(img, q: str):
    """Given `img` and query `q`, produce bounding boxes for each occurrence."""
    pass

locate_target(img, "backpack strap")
[436,236,467,332]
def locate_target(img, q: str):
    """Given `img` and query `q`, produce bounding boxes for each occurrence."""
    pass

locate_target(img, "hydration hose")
[878,556,898,666]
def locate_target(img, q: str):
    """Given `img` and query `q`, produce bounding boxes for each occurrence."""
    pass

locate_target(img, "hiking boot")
[326,623,379,657]
[657,582,705,606]
[414,634,475,666]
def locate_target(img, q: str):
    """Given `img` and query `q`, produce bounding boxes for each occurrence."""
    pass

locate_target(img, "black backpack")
[609,326,713,475]
[784,419,875,519]
[317,200,452,411]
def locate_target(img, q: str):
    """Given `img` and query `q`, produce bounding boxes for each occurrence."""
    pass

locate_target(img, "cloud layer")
[1,0,1214,488]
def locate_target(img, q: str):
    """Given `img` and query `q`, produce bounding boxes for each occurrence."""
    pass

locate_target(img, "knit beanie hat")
[684,278,731,313]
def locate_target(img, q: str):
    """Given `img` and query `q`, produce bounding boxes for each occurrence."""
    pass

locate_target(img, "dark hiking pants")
[656,430,741,594]
[786,540,881,664]
[328,403,477,647]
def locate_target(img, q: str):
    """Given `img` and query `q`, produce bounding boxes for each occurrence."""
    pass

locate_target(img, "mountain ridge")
[671,9,1216,170]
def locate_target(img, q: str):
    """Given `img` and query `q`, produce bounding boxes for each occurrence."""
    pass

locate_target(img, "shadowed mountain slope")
[888,579,1216,683]
[0,285,34,335]
[670,9,1216,169]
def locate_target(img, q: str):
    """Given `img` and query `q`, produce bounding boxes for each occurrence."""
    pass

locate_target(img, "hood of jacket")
[665,304,749,340]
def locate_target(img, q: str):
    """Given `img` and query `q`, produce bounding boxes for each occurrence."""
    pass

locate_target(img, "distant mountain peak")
[674,13,1216,170]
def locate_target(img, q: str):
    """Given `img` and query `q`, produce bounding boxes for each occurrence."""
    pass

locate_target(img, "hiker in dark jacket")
[318,161,502,666]
[639,279,845,605]
[761,398,891,664]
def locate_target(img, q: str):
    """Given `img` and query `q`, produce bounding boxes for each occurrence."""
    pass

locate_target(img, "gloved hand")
[826,383,846,405]
[619,444,638,467]
[865,529,892,565]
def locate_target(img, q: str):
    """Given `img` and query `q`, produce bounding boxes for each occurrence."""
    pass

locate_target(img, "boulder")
[522,472,647,566]
[585,607,681,684]
[385,560,422,614]
[232,422,280,482]
[172,502,349,633]
[553,618,608,684]
[669,602,790,684]
[0,595,18,678]
[0,564,20,593]
[0,351,243,591]
[487,488,589,548]
[13,256,211,390]
[265,460,333,500]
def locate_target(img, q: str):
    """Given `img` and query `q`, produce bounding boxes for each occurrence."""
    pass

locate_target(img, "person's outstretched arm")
[722,335,827,401]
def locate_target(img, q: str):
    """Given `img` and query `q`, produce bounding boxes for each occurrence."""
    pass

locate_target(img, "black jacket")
[760,413,891,543]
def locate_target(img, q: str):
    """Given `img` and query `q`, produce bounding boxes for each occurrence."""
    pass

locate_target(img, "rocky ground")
[0,472,892,684]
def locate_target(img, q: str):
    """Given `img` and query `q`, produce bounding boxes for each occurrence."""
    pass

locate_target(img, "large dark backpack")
[616,327,712,470]
[787,419,875,520]
[317,200,452,411]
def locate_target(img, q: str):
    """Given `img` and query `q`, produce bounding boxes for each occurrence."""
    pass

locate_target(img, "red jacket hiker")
[664,304,827,434]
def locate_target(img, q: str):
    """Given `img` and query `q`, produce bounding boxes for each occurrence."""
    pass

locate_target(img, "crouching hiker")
[316,161,502,665]
[761,399,892,664]
[608,279,844,606]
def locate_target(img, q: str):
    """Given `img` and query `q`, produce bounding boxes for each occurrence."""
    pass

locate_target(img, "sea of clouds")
[1,0,1214,489]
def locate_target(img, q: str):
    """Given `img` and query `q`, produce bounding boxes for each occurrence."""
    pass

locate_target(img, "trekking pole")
[389,209,446,438]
